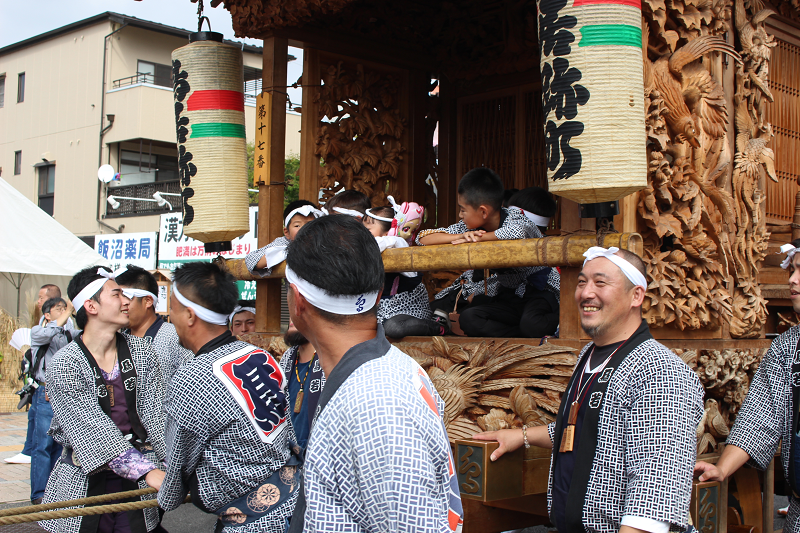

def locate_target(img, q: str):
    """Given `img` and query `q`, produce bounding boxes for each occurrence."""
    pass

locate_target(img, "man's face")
[88,281,130,329]
[575,257,636,341]
[231,311,256,335]
[457,194,487,230]
[788,253,800,314]
[284,214,317,241]
[37,289,49,311]
[120,289,152,329]
[44,304,67,323]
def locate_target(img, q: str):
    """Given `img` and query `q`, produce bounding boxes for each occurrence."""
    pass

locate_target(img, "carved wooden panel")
[764,37,800,223]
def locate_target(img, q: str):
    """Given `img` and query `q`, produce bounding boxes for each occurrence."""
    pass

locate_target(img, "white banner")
[95,232,157,271]
[157,206,259,271]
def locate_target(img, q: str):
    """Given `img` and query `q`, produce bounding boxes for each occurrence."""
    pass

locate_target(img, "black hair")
[67,266,113,329]
[283,199,317,225]
[457,168,505,211]
[286,216,384,323]
[502,188,519,208]
[42,297,66,315]
[324,189,371,214]
[172,262,238,317]
[363,206,395,234]
[39,284,61,299]
[792,238,800,248]
[508,187,557,220]
[115,265,159,296]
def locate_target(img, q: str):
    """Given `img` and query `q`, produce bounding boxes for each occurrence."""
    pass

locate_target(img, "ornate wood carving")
[312,59,407,206]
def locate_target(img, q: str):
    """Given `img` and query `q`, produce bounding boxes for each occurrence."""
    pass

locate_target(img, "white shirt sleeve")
[621,515,670,533]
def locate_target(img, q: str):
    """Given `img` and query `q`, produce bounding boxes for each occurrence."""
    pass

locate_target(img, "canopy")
[0,177,108,276]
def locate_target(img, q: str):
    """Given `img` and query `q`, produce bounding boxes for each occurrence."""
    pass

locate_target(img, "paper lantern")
[538,0,647,205]
[172,32,250,251]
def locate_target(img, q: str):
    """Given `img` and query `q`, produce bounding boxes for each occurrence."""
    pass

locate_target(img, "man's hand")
[472,429,524,461]
[145,469,166,490]
[451,230,486,244]
[694,461,725,482]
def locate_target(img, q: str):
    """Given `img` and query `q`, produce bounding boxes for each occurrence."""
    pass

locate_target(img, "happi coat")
[547,320,704,533]
[41,334,166,533]
[146,318,194,388]
[726,325,800,530]
[158,334,298,533]
[417,207,547,300]
[246,237,290,278]
[290,326,463,533]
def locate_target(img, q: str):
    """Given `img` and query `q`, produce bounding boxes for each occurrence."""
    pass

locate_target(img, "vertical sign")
[254,92,271,186]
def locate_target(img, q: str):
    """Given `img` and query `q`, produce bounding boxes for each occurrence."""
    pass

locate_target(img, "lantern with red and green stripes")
[172,32,250,251]
[537,0,647,205]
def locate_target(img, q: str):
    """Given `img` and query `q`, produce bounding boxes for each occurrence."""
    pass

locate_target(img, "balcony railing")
[112,73,172,89]
[106,180,182,217]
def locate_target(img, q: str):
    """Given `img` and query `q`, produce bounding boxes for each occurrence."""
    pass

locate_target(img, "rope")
[0,487,156,517]
[0,494,192,526]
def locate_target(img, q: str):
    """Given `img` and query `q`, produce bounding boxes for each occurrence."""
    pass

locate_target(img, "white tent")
[0,177,108,317]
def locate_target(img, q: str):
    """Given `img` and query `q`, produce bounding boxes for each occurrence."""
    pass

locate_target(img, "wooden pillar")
[406,69,429,207]
[762,458,774,533]
[298,47,320,203]
[255,36,288,334]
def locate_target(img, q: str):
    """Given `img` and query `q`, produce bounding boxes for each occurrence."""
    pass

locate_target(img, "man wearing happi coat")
[157,262,299,533]
[696,238,800,531]
[476,247,704,533]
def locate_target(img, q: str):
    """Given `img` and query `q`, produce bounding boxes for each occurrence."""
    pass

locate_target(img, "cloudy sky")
[0,0,304,103]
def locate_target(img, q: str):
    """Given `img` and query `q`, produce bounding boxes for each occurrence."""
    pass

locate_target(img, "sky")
[0,0,304,104]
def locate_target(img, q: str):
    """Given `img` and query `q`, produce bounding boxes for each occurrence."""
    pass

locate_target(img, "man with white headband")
[229,300,257,336]
[696,238,800,529]
[115,265,193,389]
[41,266,167,533]
[285,215,463,532]
[158,261,299,532]
[475,246,703,533]
[245,199,322,278]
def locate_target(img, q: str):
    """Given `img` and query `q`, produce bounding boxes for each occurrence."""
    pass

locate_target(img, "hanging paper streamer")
[538,0,647,204]
[172,33,250,247]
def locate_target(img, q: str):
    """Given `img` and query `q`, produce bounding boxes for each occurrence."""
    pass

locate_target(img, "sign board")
[158,207,259,301]
[95,232,158,271]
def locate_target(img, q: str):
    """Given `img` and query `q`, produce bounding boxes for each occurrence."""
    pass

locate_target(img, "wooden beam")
[220,233,644,281]
[256,36,288,334]
[298,47,320,203]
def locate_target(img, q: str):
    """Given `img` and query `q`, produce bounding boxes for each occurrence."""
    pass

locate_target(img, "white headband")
[781,243,799,269]
[172,283,229,325]
[285,265,380,315]
[229,306,256,324]
[71,268,117,312]
[331,207,364,218]
[365,208,395,223]
[284,205,323,228]
[121,288,159,307]
[583,247,647,289]
[513,207,551,227]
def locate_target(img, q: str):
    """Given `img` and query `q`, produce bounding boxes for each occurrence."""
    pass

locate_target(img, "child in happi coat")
[245,199,323,277]
[362,203,444,338]
[417,167,553,338]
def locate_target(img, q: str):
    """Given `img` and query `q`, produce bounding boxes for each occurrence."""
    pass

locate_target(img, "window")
[13,151,21,175]
[0,74,5,108]
[17,72,24,103]
[113,149,178,187]
[136,60,172,88]
[38,164,55,216]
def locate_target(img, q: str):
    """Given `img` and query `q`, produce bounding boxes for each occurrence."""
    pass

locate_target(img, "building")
[0,12,300,244]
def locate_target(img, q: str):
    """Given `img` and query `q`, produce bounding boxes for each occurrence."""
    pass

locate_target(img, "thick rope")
[0,487,157,517]
[0,498,160,526]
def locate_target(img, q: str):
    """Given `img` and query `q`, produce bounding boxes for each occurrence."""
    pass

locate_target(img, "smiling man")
[475,246,703,533]
[696,239,800,529]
